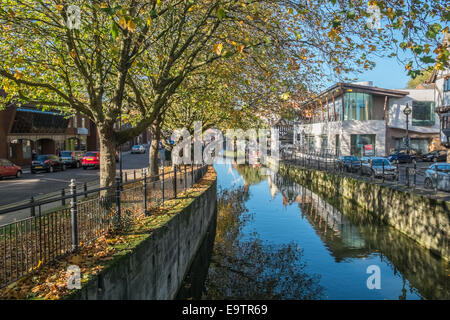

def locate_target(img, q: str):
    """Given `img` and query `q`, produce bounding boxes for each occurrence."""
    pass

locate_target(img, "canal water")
[178,162,449,300]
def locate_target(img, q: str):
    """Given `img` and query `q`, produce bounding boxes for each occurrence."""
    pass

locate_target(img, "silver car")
[424,163,450,192]
[361,157,397,179]
[131,145,146,154]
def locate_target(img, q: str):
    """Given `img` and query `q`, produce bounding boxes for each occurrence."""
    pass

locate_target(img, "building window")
[81,118,85,129]
[73,115,78,128]
[351,134,376,157]
[444,78,450,92]
[412,101,435,127]
[344,92,373,121]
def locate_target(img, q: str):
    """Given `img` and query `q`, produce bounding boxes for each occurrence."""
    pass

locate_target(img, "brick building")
[0,92,98,165]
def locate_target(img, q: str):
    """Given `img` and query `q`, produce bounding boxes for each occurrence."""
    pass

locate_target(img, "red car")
[0,159,22,179]
[82,151,100,170]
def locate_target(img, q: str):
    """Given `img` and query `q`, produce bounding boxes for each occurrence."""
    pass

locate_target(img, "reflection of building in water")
[268,171,371,261]
[266,169,449,299]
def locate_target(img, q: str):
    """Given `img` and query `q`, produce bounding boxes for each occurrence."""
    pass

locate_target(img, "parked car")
[0,159,22,179]
[360,157,397,179]
[337,156,361,172]
[388,150,415,164]
[131,145,146,154]
[424,163,450,192]
[31,154,66,173]
[82,151,100,170]
[60,150,84,168]
[422,150,447,162]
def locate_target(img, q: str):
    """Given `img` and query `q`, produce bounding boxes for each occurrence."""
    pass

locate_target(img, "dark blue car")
[388,151,415,164]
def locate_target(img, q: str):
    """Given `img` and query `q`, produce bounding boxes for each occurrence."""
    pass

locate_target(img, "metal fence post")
[396,161,399,185]
[161,167,165,205]
[318,152,320,170]
[191,163,194,185]
[434,159,438,194]
[61,189,66,206]
[70,179,78,252]
[115,176,121,223]
[184,165,187,192]
[173,166,177,198]
[142,169,149,216]
[413,160,416,189]
[30,196,35,217]
[382,160,385,183]
[406,167,410,188]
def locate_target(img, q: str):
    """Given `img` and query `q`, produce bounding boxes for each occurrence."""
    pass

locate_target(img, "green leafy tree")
[0,0,448,188]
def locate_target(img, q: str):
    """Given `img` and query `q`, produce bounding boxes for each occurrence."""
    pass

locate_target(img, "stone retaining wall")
[69,175,217,300]
[280,163,449,261]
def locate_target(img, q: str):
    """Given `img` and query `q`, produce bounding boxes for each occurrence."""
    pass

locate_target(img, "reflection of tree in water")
[233,164,266,193]
[203,187,324,300]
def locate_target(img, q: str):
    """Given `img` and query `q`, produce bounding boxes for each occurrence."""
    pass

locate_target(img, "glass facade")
[412,101,435,127]
[343,92,373,121]
[350,134,376,157]
[10,109,69,134]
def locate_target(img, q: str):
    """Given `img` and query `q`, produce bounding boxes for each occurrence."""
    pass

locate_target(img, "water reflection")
[267,166,449,300]
[203,187,324,299]
[180,163,449,300]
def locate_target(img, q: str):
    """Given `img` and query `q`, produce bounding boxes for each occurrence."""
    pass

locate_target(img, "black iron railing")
[0,164,209,288]
[280,148,449,196]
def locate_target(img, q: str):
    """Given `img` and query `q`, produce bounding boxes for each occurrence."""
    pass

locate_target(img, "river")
[177,161,449,300]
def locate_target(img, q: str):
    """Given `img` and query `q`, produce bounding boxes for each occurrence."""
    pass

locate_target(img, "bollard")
[30,196,35,217]
[142,169,149,216]
[84,182,88,198]
[134,170,136,181]
[396,161,399,184]
[70,179,78,252]
[115,176,121,224]
[191,163,194,185]
[413,160,417,189]
[382,160,385,183]
[62,189,66,206]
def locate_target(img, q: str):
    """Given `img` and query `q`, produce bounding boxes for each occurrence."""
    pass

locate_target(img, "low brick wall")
[279,163,450,261]
[69,175,217,300]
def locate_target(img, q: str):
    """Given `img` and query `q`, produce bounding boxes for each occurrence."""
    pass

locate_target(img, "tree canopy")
[0,0,448,186]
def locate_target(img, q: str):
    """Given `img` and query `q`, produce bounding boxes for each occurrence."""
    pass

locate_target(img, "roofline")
[301,82,409,107]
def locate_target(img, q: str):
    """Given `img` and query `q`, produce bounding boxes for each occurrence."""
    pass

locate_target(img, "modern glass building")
[293,82,441,157]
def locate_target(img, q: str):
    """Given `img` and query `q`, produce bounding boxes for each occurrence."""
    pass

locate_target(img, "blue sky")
[355,55,411,90]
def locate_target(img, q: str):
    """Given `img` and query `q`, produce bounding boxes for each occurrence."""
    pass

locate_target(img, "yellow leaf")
[100,2,108,9]
[213,43,223,56]
[69,49,77,59]
[128,19,136,32]
[119,17,127,29]
[56,4,63,11]
[14,71,23,80]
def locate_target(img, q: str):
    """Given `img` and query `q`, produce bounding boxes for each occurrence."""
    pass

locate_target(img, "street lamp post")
[403,103,412,155]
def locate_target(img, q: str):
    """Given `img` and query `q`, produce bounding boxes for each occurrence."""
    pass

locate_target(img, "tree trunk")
[98,124,117,189]
[149,122,161,181]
